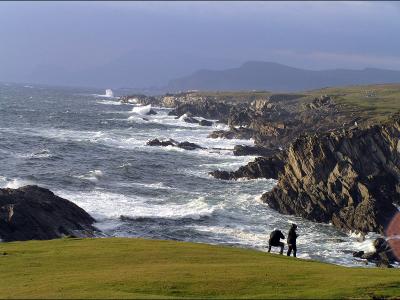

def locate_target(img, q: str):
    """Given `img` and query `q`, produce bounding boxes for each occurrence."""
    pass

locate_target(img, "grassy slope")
[192,83,400,121]
[308,83,400,122]
[0,238,399,299]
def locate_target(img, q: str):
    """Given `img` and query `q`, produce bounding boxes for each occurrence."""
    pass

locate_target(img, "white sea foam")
[131,181,175,190]
[0,178,34,189]
[56,189,222,223]
[19,149,52,159]
[77,170,104,182]
[105,89,114,97]
[97,100,122,105]
[131,104,153,115]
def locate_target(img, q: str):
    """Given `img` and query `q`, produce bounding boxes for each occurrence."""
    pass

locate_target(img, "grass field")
[308,83,400,122]
[0,238,399,299]
[191,83,400,122]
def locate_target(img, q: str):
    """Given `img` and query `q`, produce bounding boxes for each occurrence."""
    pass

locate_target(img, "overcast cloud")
[0,1,399,87]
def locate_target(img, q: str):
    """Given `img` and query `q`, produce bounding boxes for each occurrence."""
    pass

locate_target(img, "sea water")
[0,82,379,266]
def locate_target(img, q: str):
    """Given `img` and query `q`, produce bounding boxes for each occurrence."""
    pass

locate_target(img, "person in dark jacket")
[268,228,285,254]
[287,223,299,257]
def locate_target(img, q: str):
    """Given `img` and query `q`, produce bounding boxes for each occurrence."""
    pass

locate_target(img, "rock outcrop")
[353,238,398,267]
[168,99,231,122]
[146,138,205,151]
[233,145,277,156]
[262,115,400,234]
[0,185,97,242]
[120,94,159,106]
[211,155,285,180]
[208,127,254,140]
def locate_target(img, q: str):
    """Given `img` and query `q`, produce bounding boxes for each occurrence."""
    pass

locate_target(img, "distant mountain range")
[167,61,400,92]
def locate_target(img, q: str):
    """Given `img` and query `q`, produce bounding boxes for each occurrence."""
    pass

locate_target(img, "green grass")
[0,238,399,299]
[189,83,400,122]
[307,83,400,122]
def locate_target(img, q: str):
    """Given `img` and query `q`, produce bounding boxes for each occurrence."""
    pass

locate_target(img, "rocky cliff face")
[262,115,400,234]
[0,185,98,241]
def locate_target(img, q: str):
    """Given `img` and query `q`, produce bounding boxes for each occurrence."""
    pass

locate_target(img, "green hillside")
[309,83,400,121]
[0,238,399,299]
[189,83,400,122]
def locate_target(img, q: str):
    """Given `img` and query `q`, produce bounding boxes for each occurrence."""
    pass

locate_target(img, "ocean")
[0,82,378,266]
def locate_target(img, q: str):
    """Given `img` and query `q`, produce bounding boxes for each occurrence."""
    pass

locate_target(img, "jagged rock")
[210,155,285,180]
[352,251,364,258]
[146,139,205,151]
[168,99,231,121]
[262,116,400,235]
[228,106,254,127]
[177,141,205,151]
[146,138,175,147]
[120,94,159,106]
[233,145,276,156]
[353,238,398,267]
[146,109,157,115]
[199,119,213,126]
[0,185,97,242]
[208,127,254,140]
[183,116,200,124]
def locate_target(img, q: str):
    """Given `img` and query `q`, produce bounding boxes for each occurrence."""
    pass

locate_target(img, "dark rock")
[183,116,200,124]
[199,119,213,127]
[228,106,254,127]
[174,112,194,119]
[208,127,254,140]
[146,138,205,151]
[356,238,398,268]
[168,99,231,121]
[211,155,285,180]
[146,109,157,115]
[262,116,400,235]
[177,141,205,151]
[353,251,364,258]
[120,94,160,106]
[233,145,277,156]
[146,138,175,147]
[0,185,97,242]
[209,170,235,180]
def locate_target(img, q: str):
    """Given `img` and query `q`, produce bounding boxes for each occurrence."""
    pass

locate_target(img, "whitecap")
[76,170,104,182]
[0,178,35,189]
[96,100,122,105]
[55,189,223,223]
[131,104,153,115]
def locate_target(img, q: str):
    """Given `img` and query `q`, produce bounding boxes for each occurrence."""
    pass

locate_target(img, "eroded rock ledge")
[214,115,400,235]
[0,185,98,241]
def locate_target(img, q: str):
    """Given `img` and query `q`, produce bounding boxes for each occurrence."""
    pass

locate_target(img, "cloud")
[268,49,400,70]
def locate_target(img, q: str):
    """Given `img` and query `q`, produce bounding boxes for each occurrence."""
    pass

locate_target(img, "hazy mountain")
[25,49,239,90]
[167,61,400,92]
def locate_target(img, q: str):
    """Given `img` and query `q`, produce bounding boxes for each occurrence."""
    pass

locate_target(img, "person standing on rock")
[287,223,298,257]
[268,228,285,254]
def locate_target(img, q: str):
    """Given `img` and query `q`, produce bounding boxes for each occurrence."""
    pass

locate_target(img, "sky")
[1,1,400,88]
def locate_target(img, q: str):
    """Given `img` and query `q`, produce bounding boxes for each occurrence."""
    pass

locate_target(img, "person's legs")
[287,244,293,256]
[279,242,284,255]
[268,244,272,253]
[293,244,297,257]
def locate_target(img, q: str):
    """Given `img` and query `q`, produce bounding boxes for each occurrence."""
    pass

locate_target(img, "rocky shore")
[212,115,400,236]
[0,185,98,242]
[125,93,400,266]
[122,91,400,261]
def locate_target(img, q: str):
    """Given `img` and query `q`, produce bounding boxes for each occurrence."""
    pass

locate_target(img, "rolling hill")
[167,61,400,92]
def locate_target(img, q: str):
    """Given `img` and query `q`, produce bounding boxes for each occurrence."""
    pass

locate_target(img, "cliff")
[262,115,400,234]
